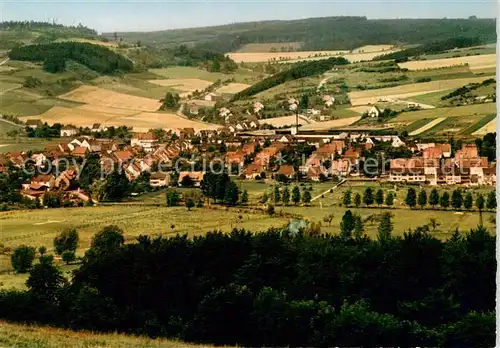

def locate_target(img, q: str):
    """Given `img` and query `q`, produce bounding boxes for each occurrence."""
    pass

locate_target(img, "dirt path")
[311,179,346,202]
[0,58,9,66]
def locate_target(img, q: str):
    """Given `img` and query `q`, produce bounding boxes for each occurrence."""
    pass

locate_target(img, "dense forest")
[0,224,494,347]
[232,56,348,100]
[107,17,497,52]
[125,45,237,72]
[374,36,487,62]
[9,42,134,74]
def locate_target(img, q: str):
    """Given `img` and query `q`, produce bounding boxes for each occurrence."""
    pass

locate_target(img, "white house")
[131,132,158,152]
[367,106,381,118]
[60,125,78,137]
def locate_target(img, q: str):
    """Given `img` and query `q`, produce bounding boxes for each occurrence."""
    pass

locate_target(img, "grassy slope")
[0,321,209,348]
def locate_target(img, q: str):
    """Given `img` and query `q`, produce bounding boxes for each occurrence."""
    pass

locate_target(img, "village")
[1,114,495,206]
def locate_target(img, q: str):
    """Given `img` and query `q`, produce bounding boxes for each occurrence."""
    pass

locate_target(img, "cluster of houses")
[1,125,496,204]
[389,143,496,186]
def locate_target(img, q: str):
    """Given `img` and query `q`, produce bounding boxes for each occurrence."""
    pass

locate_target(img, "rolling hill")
[104,16,497,52]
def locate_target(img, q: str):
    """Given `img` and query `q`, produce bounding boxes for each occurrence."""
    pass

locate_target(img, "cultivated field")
[148,78,213,92]
[216,82,251,94]
[59,86,162,112]
[472,117,497,135]
[23,106,220,132]
[105,112,221,132]
[348,76,494,106]
[0,321,208,348]
[398,54,496,71]
[236,42,303,52]
[409,117,446,135]
[390,103,496,122]
[227,50,349,63]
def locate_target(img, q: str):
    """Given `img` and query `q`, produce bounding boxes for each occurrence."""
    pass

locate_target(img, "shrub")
[11,245,36,273]
[53,228,79,255]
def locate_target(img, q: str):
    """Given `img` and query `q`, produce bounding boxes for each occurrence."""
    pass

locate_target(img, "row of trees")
[343,187,497,211]
[1,223,494,347]
[404,187,496,211]
[261,185,312,206]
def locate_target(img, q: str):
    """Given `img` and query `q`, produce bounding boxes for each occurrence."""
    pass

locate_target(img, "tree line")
[343,187,496,211]
[9,42,134,74]
[374,36,486,62]
[0,222,494,347]
[232,56,348,100]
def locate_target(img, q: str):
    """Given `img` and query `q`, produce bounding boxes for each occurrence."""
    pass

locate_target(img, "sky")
[0,0,498,33]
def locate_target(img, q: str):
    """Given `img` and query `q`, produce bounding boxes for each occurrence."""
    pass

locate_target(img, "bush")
[53,228,79,255]
[61,250,76,264]
[11,246,36,273]
[91,225,124,251]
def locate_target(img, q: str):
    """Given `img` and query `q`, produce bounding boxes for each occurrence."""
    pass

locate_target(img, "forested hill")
[106,16,497,52]
[0,21,100,49]
[9,42,134,74]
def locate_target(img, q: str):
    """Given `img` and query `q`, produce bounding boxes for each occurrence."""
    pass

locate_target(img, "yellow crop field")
[22,106,124,126]
[227,50,349,63]
[60,86,162,112]
[409,117,446,135]
[472,117,497,135]
[301,116,362,130]
[348,76,493,106]
[351,44,395,53]
[398,54,496,71]
[216,83,251,94]
[23,106,220,131]
[107,112,221,132]
[148,78,213,92]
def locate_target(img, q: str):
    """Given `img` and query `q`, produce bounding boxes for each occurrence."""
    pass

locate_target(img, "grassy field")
[0,119,22,135]
[0,205,288,254]
[0,138,61,153]
[0,321,208,348]
[408,117,446,135]
[150,66,263,85]
[417,115,485,137]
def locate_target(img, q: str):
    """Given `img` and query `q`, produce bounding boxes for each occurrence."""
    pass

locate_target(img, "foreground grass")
[0,321,212,348]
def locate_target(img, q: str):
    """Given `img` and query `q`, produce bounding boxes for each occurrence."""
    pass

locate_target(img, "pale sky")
[0,0,497,33]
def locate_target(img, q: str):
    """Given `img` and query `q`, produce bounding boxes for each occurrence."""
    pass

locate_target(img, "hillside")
[105,17,497,52]
[0,21,101,49]
[0,321,211,348]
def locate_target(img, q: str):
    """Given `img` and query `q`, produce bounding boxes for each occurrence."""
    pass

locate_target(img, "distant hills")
[103,16,497,52]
